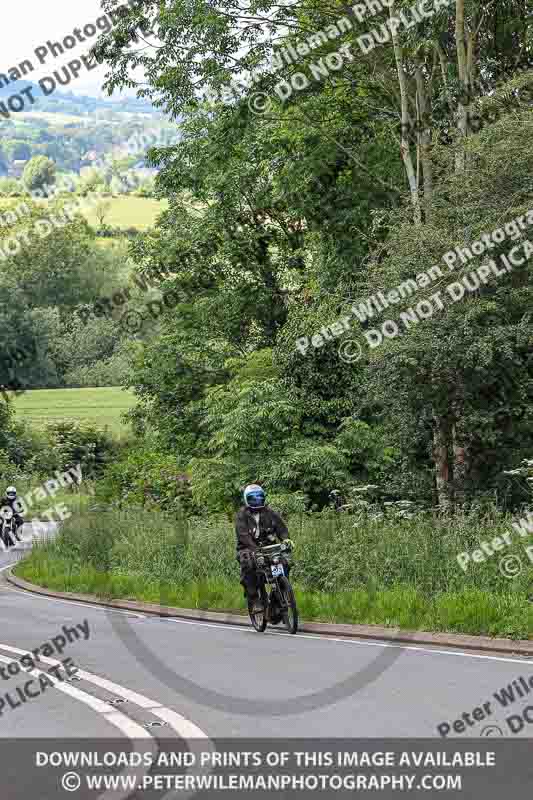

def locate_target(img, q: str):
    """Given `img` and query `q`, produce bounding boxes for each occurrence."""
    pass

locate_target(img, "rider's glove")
[283,538,294,550]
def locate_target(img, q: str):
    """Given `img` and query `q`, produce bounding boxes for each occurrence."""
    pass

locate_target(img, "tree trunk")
[389,2,421,224]
[433,413,453,511]
[455,0,469,173]
[452,425,467,505]
[414,64,433,216]
[451,388,468,505]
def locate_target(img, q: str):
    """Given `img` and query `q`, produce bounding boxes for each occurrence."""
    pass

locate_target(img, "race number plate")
[271,564,284,577]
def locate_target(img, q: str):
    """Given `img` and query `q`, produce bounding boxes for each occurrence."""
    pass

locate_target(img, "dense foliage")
[87,0,533,513]
[2,2,532,518]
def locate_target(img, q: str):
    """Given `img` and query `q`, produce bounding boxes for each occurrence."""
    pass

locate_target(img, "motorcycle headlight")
[256,555,265,567]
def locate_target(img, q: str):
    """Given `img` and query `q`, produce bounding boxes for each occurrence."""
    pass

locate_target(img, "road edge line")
[6,567,533,657]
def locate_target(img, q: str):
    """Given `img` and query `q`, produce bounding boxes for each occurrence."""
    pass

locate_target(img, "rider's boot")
[247,590,264,614]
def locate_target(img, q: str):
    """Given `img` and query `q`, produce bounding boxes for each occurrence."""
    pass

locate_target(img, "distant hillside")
[0,81,156,116]
[0,80,44,98]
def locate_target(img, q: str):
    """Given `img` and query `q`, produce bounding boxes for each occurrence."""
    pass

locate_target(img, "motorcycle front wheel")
[248,585,268,632]
[278,576,298,634]
[1,528,14,548]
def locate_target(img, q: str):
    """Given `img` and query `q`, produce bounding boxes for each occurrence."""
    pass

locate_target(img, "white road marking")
[0,643,208,739]
[4,562,531,666]
[0,653,152,738]
[161,615,533,665]
[7,586,147,619]
[0,653,155,800]
[0,643,213,800]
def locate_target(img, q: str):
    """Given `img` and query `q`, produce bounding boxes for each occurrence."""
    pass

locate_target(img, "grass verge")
[14,546,533,640]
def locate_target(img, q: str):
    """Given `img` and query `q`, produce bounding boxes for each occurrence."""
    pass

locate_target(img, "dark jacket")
[0,496,20,512]
[235,505,288,553]
[0,496,23,524]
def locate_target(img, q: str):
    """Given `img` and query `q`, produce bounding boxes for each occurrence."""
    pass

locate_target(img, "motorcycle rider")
[0,486,23,546]
[235,484,293,613]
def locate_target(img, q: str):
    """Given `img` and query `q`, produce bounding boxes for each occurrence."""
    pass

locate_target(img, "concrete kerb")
[6,568,533,658]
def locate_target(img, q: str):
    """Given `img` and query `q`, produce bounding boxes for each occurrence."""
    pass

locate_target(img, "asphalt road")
[1,524,533,796]
[1,523,532,739]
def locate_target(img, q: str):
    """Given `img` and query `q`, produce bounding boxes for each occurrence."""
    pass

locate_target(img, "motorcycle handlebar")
[256,542,292,556]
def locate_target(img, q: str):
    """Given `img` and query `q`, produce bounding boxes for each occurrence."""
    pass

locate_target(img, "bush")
[6,422,61,477]
[54,507,188,580]
[97,447,192,514]
[64,351,131,388]
[268,491,308,516]
[0,178,23,197]
[0,448,30,483]
[46,420,116,479]
[134,179,156,198]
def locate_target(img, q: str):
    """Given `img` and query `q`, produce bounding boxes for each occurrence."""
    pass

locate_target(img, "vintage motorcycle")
[0,506,19,549]
[248,542,298,634]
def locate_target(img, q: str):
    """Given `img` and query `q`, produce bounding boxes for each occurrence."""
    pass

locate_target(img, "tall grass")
[14,507,533,638]
[23,489,93,520]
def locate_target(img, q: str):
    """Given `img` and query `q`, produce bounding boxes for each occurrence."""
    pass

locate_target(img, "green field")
[13,387,136,435]
[16,111,88,125]
[0,195,167,231]
[83,196,168,230]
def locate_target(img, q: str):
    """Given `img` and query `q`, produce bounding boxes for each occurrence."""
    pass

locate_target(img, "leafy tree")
[45,420,116,479]
[360,104,533,507]
[77,168,108,197]
[95,199,112,228]
[0,203,127,389]
[94,0,533,513]
[22,156,56,194]
[0,178,23,197]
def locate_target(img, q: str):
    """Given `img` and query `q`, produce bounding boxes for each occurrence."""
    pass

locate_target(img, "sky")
[1,0,133,96]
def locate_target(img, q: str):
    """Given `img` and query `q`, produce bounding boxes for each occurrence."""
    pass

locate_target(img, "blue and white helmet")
[244,484,266,509]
